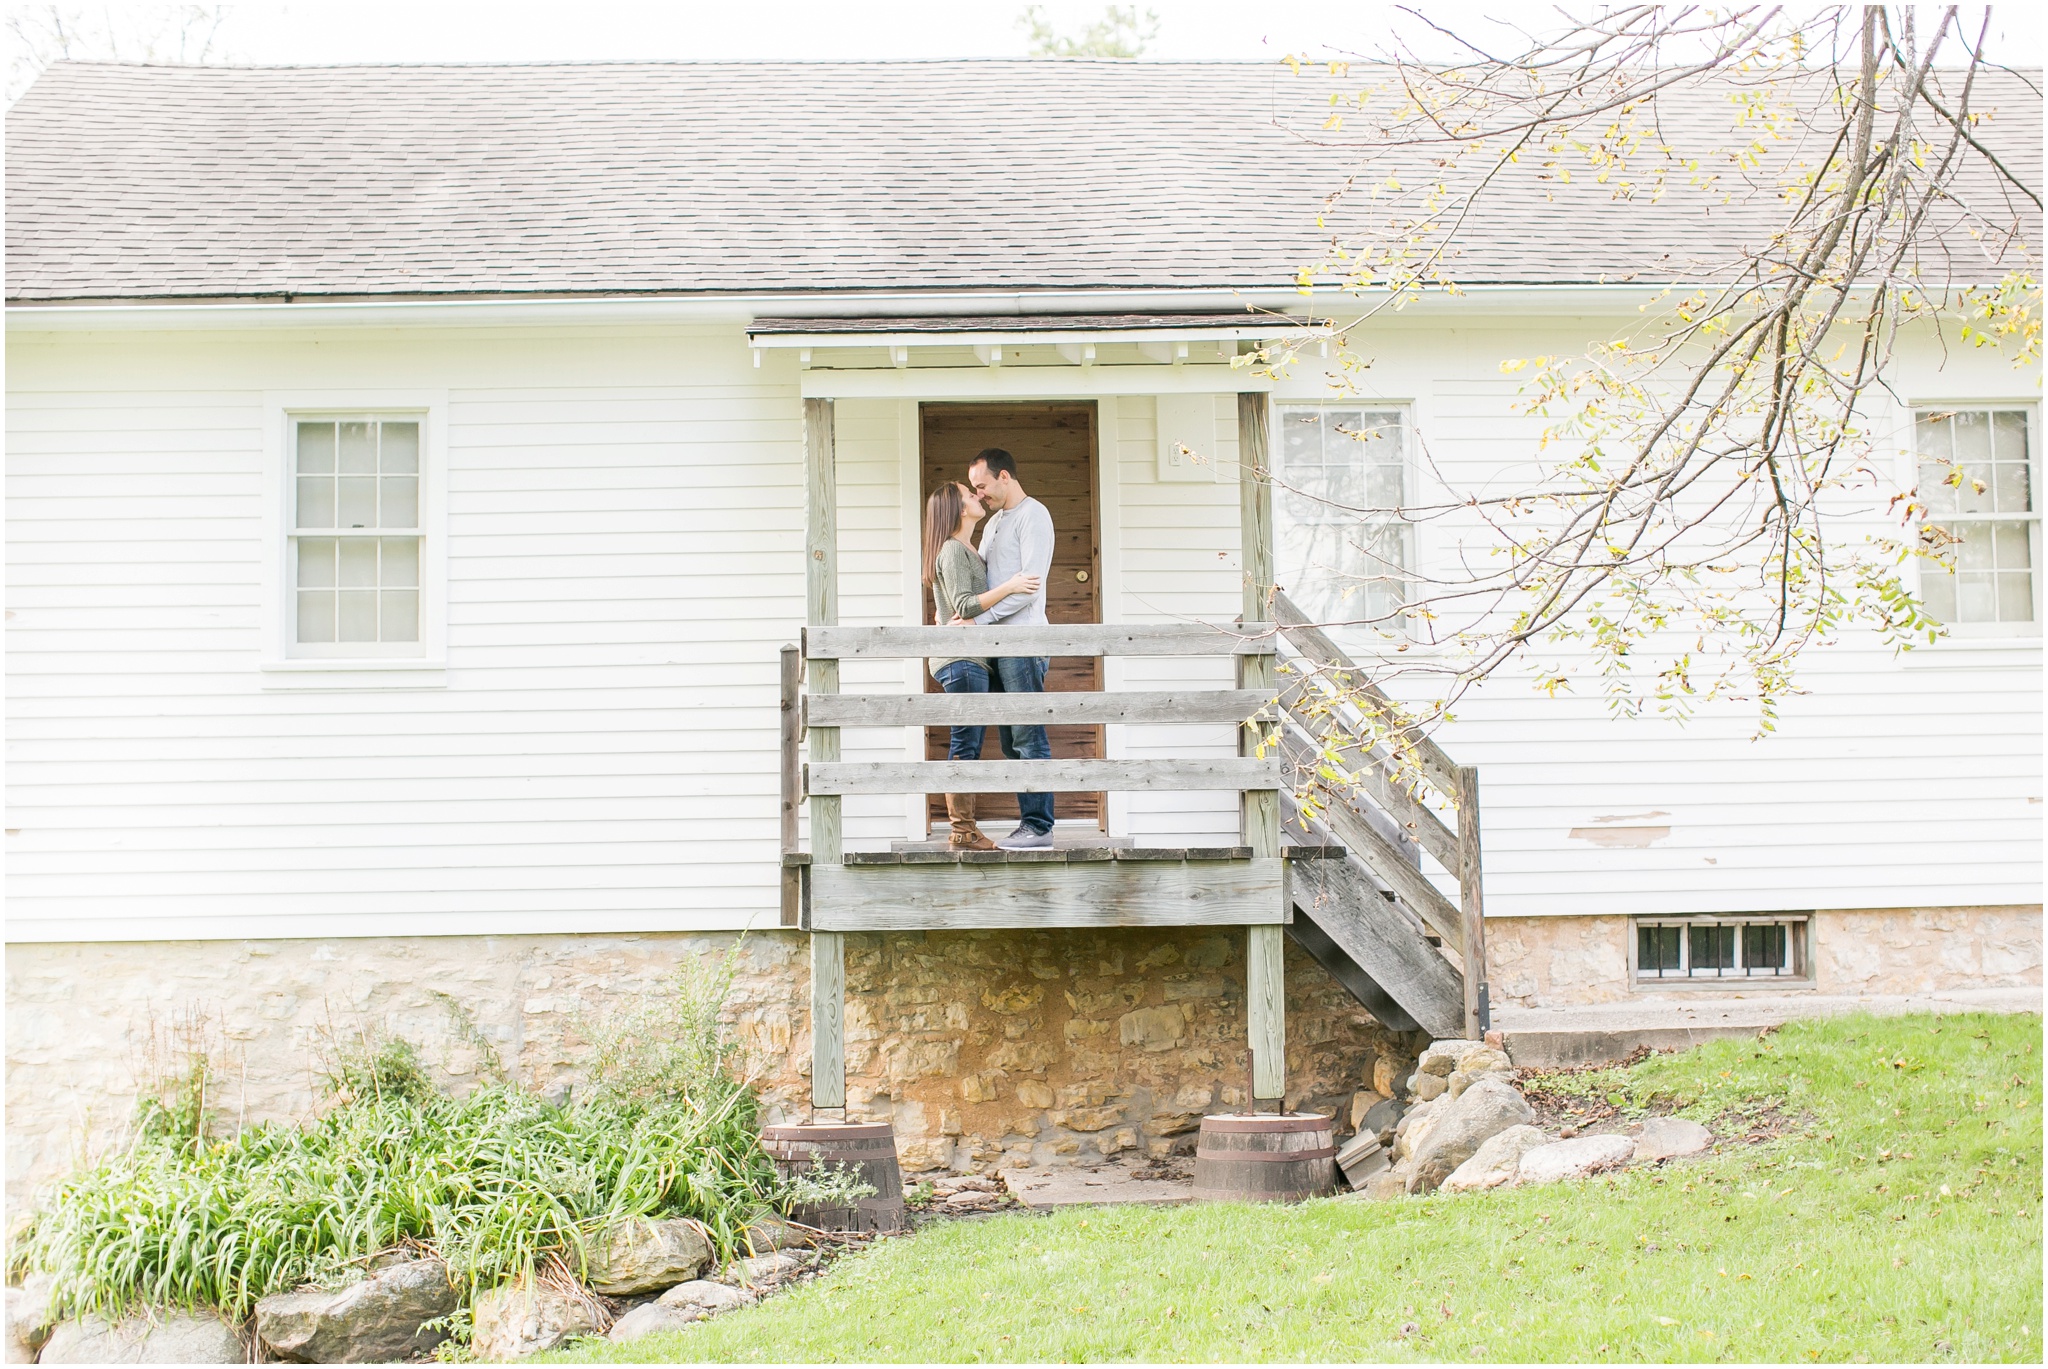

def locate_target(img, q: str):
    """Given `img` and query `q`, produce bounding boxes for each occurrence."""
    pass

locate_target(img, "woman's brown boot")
[947,794,997,850]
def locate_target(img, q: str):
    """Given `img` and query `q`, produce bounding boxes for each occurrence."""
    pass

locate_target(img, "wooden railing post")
[1455,765,1490,1036]
[780,644,802,926]
[1239,391,1285,1103]
[804,397,846,1113]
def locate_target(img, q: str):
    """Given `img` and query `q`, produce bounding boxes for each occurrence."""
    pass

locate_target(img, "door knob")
[1075,569,1090,583]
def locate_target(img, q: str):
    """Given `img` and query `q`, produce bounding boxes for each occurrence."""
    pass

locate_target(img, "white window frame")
[1629,914,1813,989]
[1271,400,1417,634]
[1909,401,2042,641]
[261,391,448,683]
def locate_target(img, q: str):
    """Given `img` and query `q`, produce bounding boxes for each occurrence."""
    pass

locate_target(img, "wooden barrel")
[761,1122,907,1233]
[1192,1113,1338,1203]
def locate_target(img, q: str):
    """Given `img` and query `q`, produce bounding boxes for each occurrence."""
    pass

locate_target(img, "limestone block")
[1117,1005,1186,1052]
[584,1218,712,1296]
[1407,1079,1535,1193]
[470,1281,598,1361]
[1347,1089,1388,1132]
[658,1280,754,1316]
[607,1303,699,1343]
[1372,1054,1410,1097]
[1014,1079,1055,1108]
[1417,1040,1482,1076]
[39,1311,248,1364]
[1051,1105,1125,1132]
[1517,1134,1636,1185]
[1408,1072,1447,1103]
[1633,1117,1714,1162]
[256,1257,458,1362]
[1443,1125,1549,1192]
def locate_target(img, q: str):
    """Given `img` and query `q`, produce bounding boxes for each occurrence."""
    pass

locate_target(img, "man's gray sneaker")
[998,825,1054,850]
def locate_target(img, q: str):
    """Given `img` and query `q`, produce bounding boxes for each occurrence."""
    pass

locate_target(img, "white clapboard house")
[5,61,2041,1160]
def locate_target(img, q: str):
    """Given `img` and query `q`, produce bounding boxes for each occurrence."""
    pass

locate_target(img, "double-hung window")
[1274,405,1413,629]
[1915,407,2038,631]
[289,416,424,655]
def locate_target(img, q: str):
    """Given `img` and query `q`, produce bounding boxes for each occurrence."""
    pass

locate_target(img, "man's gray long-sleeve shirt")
[976,495,1054,625]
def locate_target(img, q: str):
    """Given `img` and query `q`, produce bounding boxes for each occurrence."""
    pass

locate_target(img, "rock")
[1361,1097,1406,1145]
[746,1216,815,1252]
[256,1257,458,1363]
[469,1280,598,1361]
[1361,1170,1411,1201]
[1443,1125,1550,1192]
[659,1280,755,1316]
[1417,1039,1484,1076]
[607,1302,700,1343]
[1454,1044,1513,1076]
[1517,1134,1637,1185]
[1347,1089,1387,1132]
[6,1277,57,1363]
[583,1217,712,1295]
[1391,1096,1443,1162]
[726,1252,805,1286]
[38,1311,247,1364]
[1408,1072,1448,1103]
[1406,1078,1536,1193]
[1634,1117,1715,1162]
[944,1189,1001,1212]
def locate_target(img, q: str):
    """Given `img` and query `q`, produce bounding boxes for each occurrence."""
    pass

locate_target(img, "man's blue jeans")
[992,654,1055,835]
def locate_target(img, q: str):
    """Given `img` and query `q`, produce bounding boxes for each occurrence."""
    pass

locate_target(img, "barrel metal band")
[1194,1146,1339,1163]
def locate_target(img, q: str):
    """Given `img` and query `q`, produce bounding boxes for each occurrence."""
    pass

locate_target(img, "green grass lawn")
[545,1011,2042,1364]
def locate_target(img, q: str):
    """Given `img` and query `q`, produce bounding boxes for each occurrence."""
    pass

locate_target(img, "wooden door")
[919,402,1102,829]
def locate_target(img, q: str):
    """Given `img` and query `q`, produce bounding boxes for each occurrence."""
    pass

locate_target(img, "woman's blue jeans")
[932,660,991,760]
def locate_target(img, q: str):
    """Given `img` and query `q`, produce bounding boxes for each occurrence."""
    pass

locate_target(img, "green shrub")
[11,946,788,1322]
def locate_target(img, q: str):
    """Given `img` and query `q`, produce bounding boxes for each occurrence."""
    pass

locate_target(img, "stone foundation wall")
[1485,905,2043,1007]
[5,928,1413,1219]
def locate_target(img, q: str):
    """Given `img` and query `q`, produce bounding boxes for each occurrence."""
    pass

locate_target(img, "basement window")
[1632,915,1810,984]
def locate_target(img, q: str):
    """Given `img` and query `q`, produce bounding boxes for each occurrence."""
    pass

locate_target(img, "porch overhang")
[747,311,1328,391]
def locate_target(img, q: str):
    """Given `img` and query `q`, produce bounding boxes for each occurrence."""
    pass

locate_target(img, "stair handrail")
[1269,591,1491,1035]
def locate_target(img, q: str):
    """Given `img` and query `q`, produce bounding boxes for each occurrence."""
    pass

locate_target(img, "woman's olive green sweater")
[929,537,991,675]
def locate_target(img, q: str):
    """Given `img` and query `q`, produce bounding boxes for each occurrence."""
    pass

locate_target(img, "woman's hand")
[998,572,1042,598]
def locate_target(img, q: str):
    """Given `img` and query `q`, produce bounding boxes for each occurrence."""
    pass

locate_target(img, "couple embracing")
[918,448,1058,852]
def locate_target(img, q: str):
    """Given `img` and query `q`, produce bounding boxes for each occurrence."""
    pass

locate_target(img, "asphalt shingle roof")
[6,59,2039,303]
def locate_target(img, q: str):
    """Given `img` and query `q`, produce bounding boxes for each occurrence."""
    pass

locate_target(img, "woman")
[921,481,1041,851]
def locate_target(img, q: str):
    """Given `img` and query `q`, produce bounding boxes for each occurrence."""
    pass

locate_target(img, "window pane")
[337,538,378,588]
[337,589,378,642]
[1742,924,1786,974]
[1996,570,2033,622]
[1958,572,1996,621]
[380,422,420,474]
[337,476,377,528]
[380,476,419,528]
[380,590,420,643]
[296,537,337,588]
[1957,525,1994,571]
[296,422,336,474]
[338,421,377,474]
[1952,410,1994,513]
[1994,457,2032,514]
[1920,564,1957,622]
[381,537,420,587]
[296,590,335,643]
[1991,519,2030,569]
[296,476,336,529]
[1689,924,1735,972]
[1639,924,1682,975]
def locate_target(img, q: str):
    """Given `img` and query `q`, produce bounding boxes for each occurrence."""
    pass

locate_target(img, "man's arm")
[981,502,1052,622]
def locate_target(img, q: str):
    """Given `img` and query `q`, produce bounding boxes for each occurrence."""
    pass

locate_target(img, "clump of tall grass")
[11,945,788,1322]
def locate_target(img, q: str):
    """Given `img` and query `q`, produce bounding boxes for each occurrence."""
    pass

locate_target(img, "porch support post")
[804,397,846,1112]
[1456,765,1491,1038]
[1238,391,1285,1102]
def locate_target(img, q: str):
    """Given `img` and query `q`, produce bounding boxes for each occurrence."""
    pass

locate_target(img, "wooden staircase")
[1270,591,1487,1039]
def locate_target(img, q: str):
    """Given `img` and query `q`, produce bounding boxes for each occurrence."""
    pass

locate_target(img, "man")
[966,447,1057,850]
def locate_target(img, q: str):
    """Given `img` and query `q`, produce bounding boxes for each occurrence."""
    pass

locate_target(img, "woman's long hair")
[921,482,968,587]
